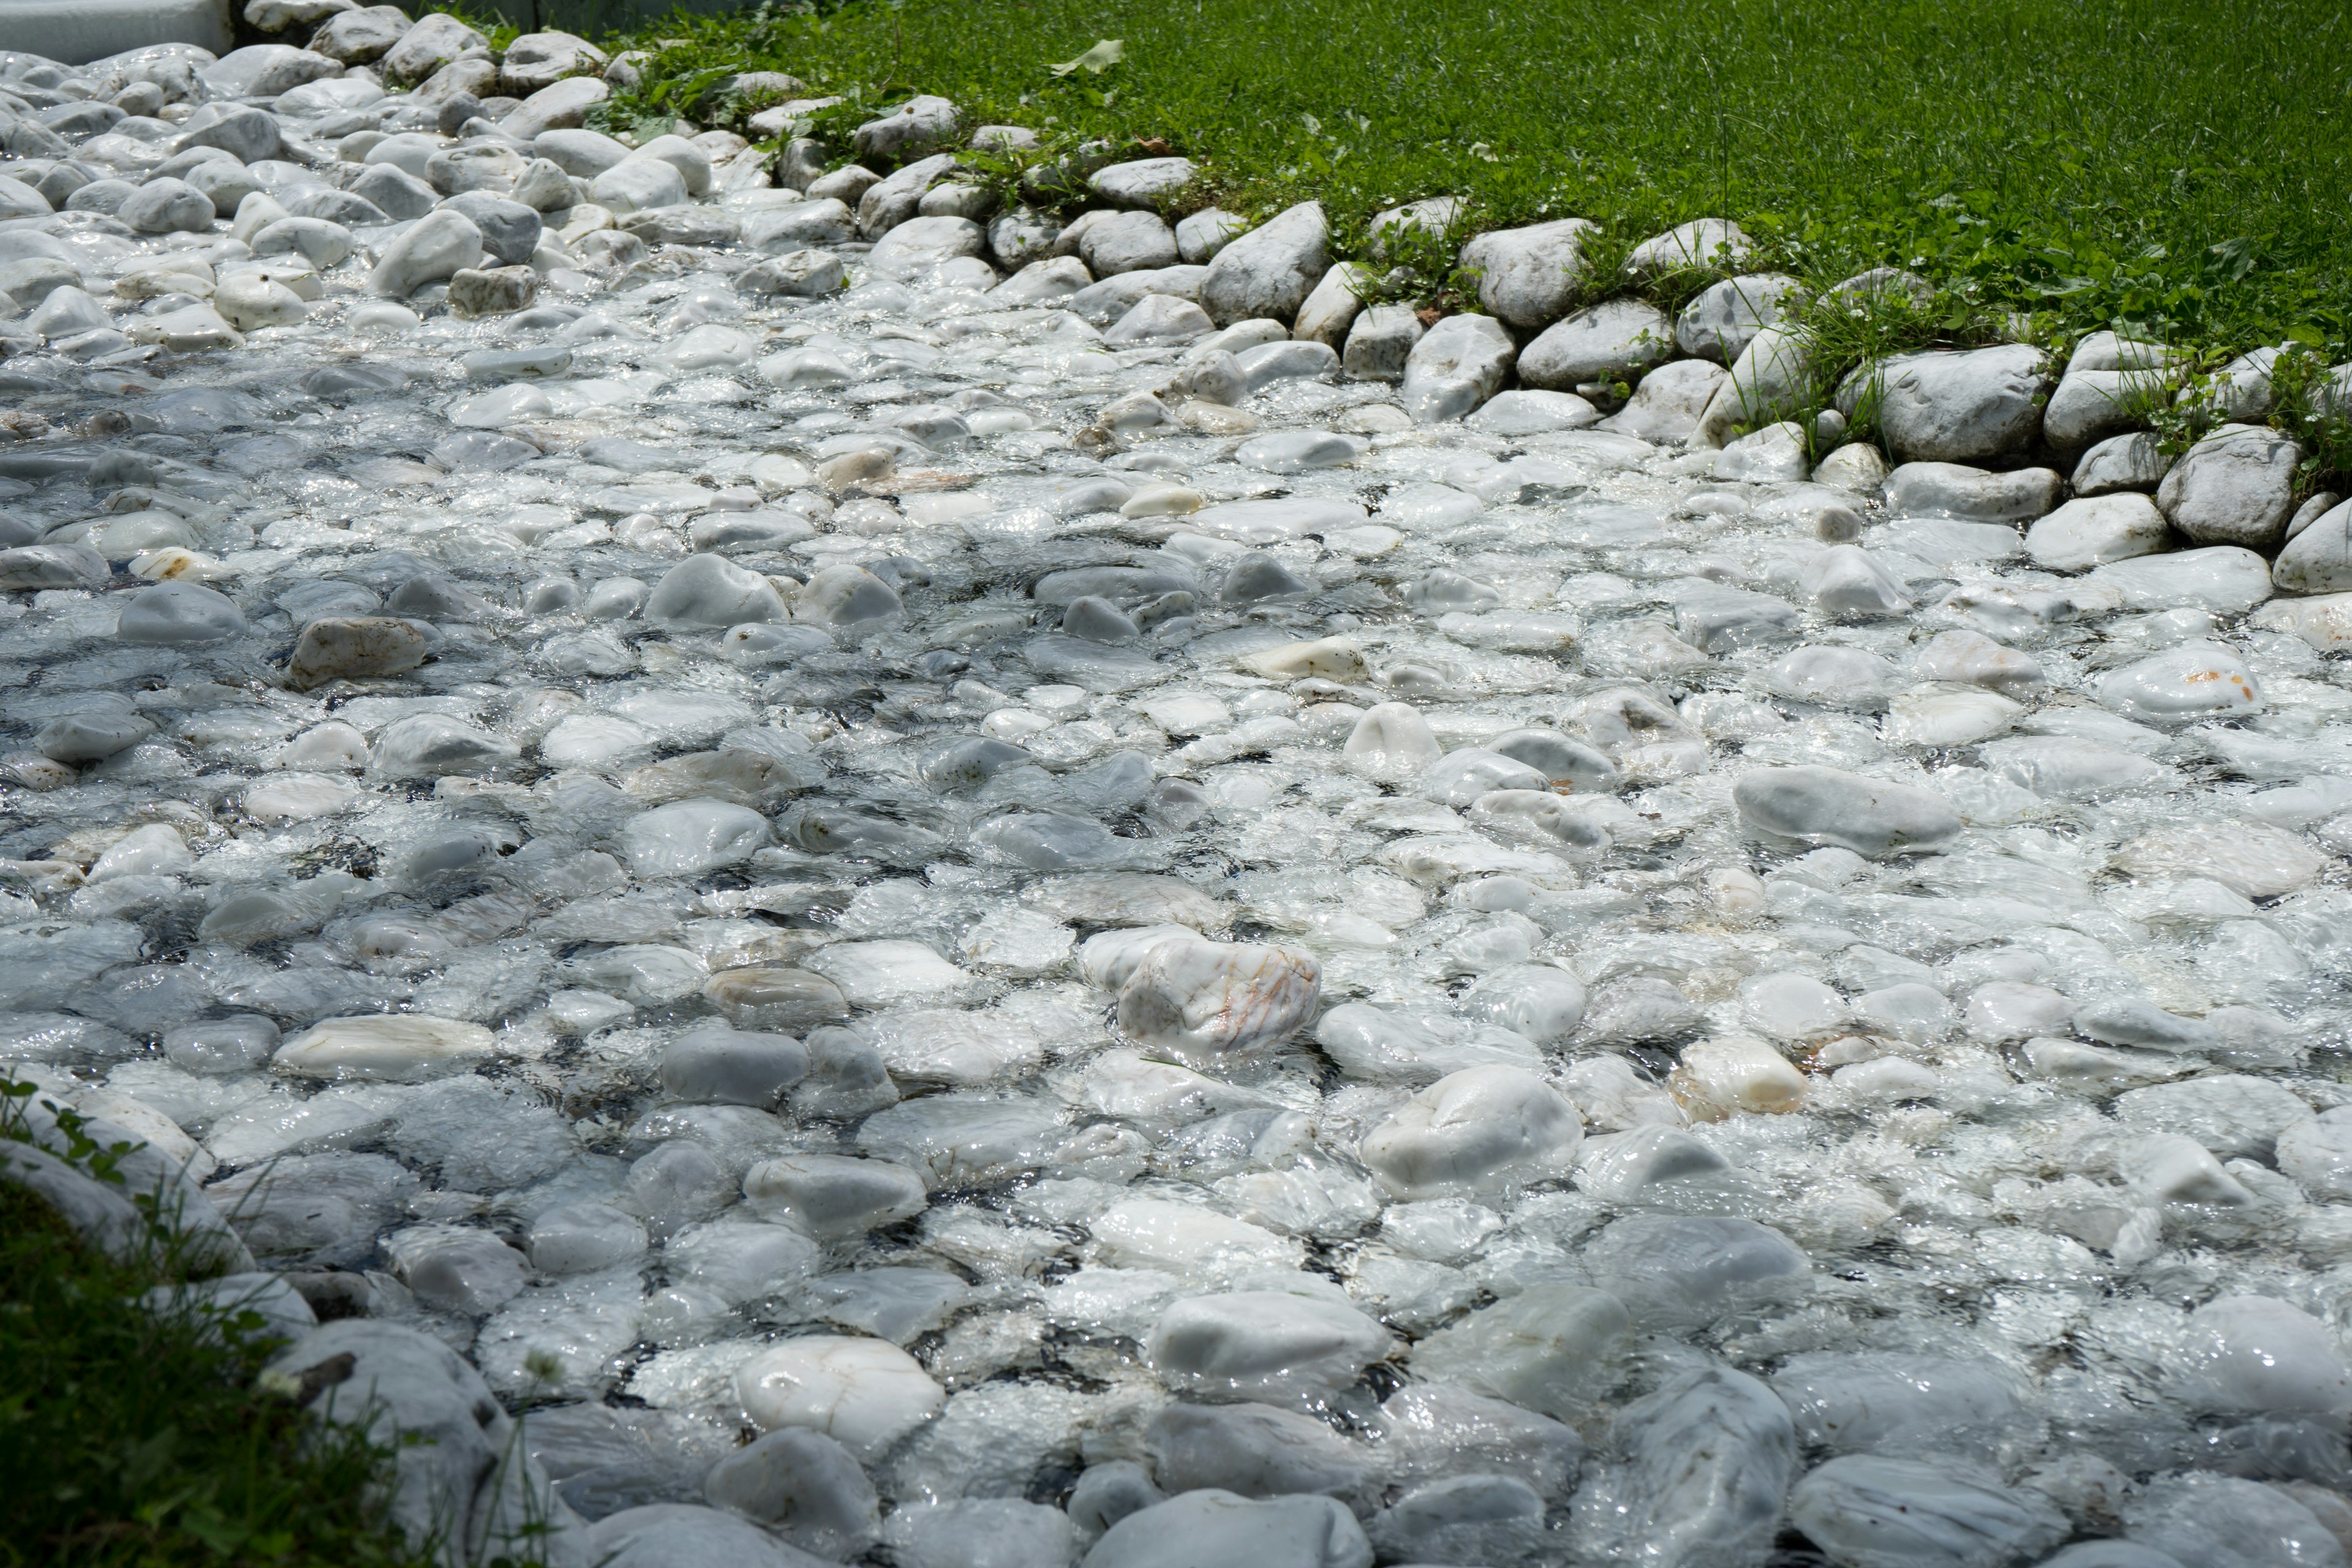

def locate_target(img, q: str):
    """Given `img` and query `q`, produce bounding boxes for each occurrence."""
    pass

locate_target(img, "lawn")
[592,0,2352,356]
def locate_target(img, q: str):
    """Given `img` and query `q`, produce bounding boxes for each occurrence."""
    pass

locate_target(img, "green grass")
[589,0,2352,358]
[0,1085,426,1568]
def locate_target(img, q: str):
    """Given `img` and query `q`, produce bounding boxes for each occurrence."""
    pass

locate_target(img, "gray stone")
[1578,1367,1796,1568]
[1733,766,1962,857]
[804,164,881,206]
[856,151,957,239]
[1341,303,1423,383]
[1106,295,1213,343]
[747,198,856,252]
[2205,344,2281,423]
[202,42,343,97]
[288,616,429,687]
[851,95,960,162]
[1599,358,1728,445]
[618,205,741,247]
[247,217,348,270]
[1291,262,1370,350]
[442,191,541,264]
[2073,431,2175,496]
[1518,297,1672,391]
[118,176,214,233]
[534,127,630,178]
[1457,218,1595,329]
[350,161,436,220]
[310,5,409,64]
[1674,272,1802,363]
[986,206,1060,267]
[1068,266,1208,326]
[1081,1490,1372,1568]
[507,158,574,213]
[2274,499,2352,595]
[1471,389,1599,436]
[589,157,687,214]
[2043,365,2165,451]
[1090,156,1197,206]
[737,249,845,298]
[1861,343,2050,463]
[1623,217,1752,281]
[499,29,607,95]
[380,10,484,82]
[175,103,281,163]
[2288,491,2341,542]
[660,1022,808,1107]
[1175,208,1247,264]
[2156,422,2301,549]
[409,55,497,107]
[499,76,608,141]
[1199,200,1327,326]
[703,1429,877,1558]
[1790,1457,2067,1568]
[368,208,483,297]
[116,582,248,644]
[1694,326,1811,448]
[989,256,1091,306]
[1883,462,2064,523]
[1401,312,1514,422]
[182,159,261,217]
[916,181,996,220]
[1081,209,1179,276]
[447,265,538,317]
[867,215,986,277]
[2070,330,2182,374]
[2025,494,2168,571]
[36,709,154,762]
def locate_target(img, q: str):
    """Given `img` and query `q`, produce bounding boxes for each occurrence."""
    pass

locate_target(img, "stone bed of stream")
[7,24,2352,1568]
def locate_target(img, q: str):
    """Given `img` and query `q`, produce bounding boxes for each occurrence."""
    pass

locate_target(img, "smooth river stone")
[742,1153,929,1238]
[1578,1366,1797,1568]
[2097,641,2262,723]
[1081,1490,1372,1568]
[1343,702,1444,780]
[1312,1004,1543,1085]
[646,553,790,627]
[2277,1116,2352,1202]
[2122,1472,2348,1568]
[1789,1455,2068,1568]
[615,800,771,877]
[1093,1196,1303,1275]
[804,940,973,1005]
[1770,1351,2026,1455]
[1408,1284,1629,1419]
[1144,1401,1378,1502]
[2113,820,2323,899]
[658,1022,809,1108]
[1359,1066,1583,1199]
[287,617,429,688]
[1116,937,1321,1065]
[2171,1294,2352,1416]
[734,1335,944,1460]
[1146,1290,1395,1403]
[116,582,249,644]
[1732,766,1962,857]
[273,1014,497,1082]
[703,1427,878,1558]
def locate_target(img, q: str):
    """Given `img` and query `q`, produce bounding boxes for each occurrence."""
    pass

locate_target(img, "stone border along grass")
[216,0,2352,567]
[555,32,2352,617]
[415,7,2352,586]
